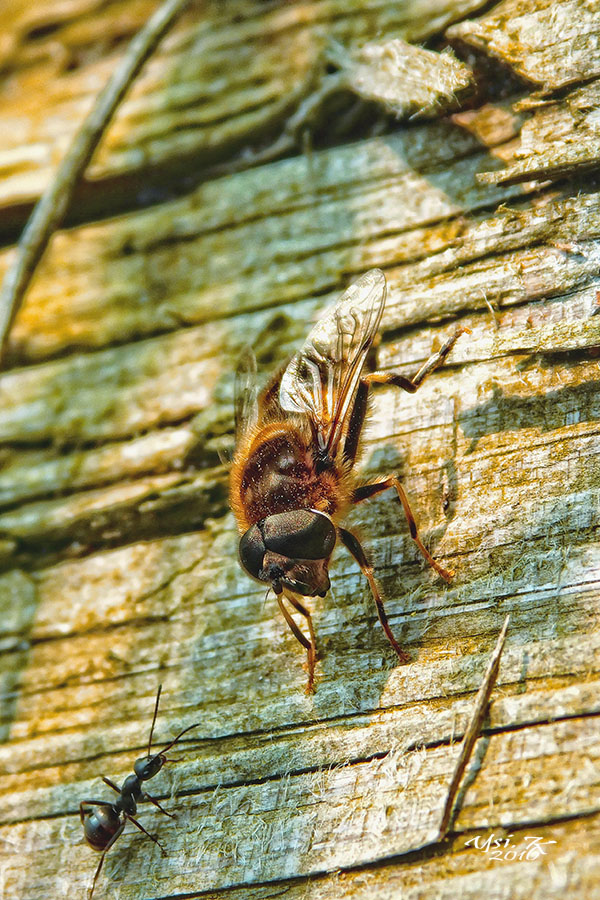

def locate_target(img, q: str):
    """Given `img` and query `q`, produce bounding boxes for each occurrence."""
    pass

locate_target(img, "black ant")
[80,685,200,898]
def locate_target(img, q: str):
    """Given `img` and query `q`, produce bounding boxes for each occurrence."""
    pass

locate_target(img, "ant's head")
[134,753,164,781]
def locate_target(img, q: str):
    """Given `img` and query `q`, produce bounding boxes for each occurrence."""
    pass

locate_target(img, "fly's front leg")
[338,527,409,663]
[276,589,317,693]
[287,591,318,693]
[353,477,454,582]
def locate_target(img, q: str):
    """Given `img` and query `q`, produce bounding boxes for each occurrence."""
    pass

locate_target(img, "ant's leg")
[338,527,409,664]
[87,822,125,900]
[126,814,167,854]
[80,799,112,829]
[276,591,317,693]
[353,476,453,582]
[143,792,175,818]
[343,327,468,465]
[102,776,121,794]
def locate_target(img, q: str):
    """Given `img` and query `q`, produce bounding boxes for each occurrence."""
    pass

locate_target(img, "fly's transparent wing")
[279,269,387,455]
[234,346,259,443]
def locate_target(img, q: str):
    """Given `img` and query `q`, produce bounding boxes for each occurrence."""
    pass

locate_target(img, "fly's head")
[239,508,336,597]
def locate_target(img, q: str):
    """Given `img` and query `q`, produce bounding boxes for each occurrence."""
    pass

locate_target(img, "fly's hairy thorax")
[230,421,351,532]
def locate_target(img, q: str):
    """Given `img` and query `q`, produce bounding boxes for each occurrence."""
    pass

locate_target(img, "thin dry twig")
[0,0,192,367]
[437,613,510,839]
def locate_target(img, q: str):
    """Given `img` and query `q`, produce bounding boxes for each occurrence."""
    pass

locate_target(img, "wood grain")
[447,0,600,90]
[479,79,600,185]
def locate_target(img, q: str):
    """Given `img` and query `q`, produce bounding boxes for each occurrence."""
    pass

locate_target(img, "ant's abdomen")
[83,805,121,850]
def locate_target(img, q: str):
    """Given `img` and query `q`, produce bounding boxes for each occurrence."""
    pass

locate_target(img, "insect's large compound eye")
[239,524,266,579]
[262,509,336,560]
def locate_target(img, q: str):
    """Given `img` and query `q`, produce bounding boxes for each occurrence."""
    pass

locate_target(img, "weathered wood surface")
[0,0,491,219]
[479,80,600,185]
[447,0,600,90]
[1,1,600,898]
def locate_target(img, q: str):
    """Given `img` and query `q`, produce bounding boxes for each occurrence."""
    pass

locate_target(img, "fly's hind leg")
[362,326,469,397]
[276,589,317,693]
[338,526,409,663]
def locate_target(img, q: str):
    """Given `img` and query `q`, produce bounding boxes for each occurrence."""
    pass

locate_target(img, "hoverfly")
[230,269,466,691]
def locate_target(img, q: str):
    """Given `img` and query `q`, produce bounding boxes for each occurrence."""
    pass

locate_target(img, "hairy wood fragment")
[327,38,474,119]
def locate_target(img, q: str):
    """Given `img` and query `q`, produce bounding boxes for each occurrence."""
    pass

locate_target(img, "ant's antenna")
[157,721,201,757]
[147,684,162,756]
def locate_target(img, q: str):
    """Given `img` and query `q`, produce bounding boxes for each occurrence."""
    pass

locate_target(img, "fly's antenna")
[147,684,162,756]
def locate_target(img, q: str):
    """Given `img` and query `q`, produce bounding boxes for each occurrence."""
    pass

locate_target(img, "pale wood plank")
[0,2,599,899]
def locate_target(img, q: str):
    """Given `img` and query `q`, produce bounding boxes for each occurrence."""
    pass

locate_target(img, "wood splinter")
[437,613,511,840]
